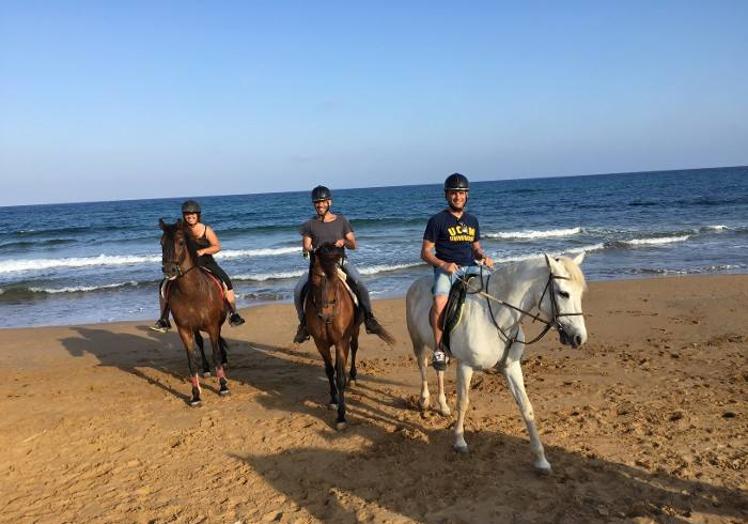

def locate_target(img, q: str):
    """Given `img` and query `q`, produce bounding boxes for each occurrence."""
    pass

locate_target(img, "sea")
[0,166,746,328]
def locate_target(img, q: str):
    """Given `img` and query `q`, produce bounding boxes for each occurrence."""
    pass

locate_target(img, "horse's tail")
[219,336,229,366]
[370,323,396,347]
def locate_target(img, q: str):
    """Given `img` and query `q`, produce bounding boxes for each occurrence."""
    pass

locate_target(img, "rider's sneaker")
[149,318,171,334]
[293,324,310,344]
[228,312,245,327]
[364,315,384,335]
[431,349,448,371]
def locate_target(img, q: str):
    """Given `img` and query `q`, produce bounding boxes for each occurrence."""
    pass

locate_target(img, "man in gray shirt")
[293,185,387,343]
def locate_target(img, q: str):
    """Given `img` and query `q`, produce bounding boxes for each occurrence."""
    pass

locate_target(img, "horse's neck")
[486,259,548,322]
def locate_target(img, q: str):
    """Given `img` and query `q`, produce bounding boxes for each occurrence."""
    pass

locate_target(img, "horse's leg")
[208,327,229,397]
[316,341,338,408]
[453,362,474,453]
[334,340,350,431]
[504,357,551,473]
[414,343,431,411]
[436,368,451,416]
[177,326,202,406]
[348,326,359,387]
[194,330,211,377]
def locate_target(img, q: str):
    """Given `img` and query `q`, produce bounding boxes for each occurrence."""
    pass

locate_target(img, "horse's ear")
[159,218,166,230]
[544,253,563,274]
[571,252,585,266]
[177,218,183,227]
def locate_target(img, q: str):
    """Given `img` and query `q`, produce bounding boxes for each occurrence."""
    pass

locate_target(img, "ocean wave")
[0,246,301,274]
[484,227,582,240]
[493,243,605,264]
[620,235,690,246]
[0,254,162,274]
[0,280,145,300]
[234,270,305,282]
[358,262,424,275]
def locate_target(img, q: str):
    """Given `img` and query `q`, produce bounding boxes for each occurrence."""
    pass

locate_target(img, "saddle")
[160,268,226,302]
[440,274,480,353]
[301,268,360,315]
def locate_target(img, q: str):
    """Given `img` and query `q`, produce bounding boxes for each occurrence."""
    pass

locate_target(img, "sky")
[1,1,747,206]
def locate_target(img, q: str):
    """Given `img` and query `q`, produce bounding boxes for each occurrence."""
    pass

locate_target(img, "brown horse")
[306,243,394,430]
[159,218,230,406]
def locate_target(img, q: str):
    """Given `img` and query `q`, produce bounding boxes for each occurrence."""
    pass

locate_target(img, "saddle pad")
[336,268,358,307]
[441,275,478,352]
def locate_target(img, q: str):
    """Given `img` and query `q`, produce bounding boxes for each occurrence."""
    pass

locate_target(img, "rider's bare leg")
[431,295,448,370]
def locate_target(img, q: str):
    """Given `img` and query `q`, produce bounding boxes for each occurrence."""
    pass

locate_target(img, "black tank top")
[191,225,215,265]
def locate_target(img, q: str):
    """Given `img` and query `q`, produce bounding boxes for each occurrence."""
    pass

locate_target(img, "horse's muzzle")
[558,327,584,348]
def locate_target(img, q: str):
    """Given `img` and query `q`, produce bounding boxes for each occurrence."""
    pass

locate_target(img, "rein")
[455,259,584,364]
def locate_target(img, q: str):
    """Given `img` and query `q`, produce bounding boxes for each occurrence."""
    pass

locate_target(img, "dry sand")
[0,275,746,523]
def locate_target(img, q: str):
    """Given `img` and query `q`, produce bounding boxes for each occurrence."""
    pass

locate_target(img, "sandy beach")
[1,275,746,523]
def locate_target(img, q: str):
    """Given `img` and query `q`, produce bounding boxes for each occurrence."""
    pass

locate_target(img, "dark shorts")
[199,260,233,290]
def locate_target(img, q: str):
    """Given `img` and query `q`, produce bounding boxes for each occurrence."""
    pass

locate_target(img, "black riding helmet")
[444,173,470,192]
[181,200,201,214]
[311,185,332,202]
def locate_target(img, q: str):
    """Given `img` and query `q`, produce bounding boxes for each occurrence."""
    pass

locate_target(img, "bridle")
[308,247,344,324]
[459,257,584,349]
[161,230,198,280]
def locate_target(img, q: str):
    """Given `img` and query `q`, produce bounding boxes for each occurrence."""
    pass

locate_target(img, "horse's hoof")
[219,387,230,396]
[201,371,211,378]
[453,443,469,454]
[189,397,202,407]
[348,379,356,388]
[534,462,552,475]
[328,403,338,411]
[438,405,452,417]
[336,421,347,431]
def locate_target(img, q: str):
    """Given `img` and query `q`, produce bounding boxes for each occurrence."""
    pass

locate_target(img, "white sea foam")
[217,246,300,259]
[0,246,301,274]
[358,262,424,275]
[29,281,140,294]
[0,254,162,274]
[623,235,690,246]
[493,244,605,264]
[234,270,305,282]
[484,227,582,240]
[705,225,728,231]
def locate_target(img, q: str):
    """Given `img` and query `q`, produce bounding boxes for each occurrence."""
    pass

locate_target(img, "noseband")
[310,269,340,324]
[467,259,584,347]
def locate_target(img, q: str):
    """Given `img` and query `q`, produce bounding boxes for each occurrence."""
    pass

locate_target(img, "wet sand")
[0,275,746,523]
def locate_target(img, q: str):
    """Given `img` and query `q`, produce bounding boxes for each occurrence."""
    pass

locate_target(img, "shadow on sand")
[58,325,747,522]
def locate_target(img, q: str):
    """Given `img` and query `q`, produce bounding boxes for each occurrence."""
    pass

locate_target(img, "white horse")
[405,253,587,472]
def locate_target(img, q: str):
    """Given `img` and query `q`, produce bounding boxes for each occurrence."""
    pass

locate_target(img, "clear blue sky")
[1,1,747,205]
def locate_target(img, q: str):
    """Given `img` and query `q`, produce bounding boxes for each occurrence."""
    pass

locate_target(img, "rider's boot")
[294,321,310,343]
[150,306,172,334]
[226,302,245,327]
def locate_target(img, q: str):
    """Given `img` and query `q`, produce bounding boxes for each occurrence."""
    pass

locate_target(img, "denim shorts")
[433,265,482,296]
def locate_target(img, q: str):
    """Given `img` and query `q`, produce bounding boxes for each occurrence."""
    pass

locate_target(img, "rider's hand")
[441,262,459,274]
[334,239,346,248]
[483,256,495,269]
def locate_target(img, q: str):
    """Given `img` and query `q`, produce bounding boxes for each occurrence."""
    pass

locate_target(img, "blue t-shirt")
[423,209,480,266]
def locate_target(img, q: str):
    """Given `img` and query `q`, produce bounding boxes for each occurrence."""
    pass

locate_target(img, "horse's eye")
[177,240,184,246]
[558,291,570,299]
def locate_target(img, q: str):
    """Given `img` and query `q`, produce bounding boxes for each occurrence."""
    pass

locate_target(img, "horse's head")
[308,242,345,323]
[541,253,588,348]
[314,242,345,278]
[159,218,195,280]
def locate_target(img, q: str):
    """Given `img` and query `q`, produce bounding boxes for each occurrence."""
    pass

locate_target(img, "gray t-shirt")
[300,215,354,249]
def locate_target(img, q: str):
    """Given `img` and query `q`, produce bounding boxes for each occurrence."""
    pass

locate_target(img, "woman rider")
[151,200,245,332]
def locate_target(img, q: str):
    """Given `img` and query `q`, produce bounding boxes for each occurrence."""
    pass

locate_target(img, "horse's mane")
[315,242,344,275]
[557,256,587,290]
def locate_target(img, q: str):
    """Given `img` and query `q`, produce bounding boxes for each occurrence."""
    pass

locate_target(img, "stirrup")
[431,349,448,371]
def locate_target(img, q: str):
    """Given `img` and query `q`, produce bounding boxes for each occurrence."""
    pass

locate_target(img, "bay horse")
[306,243,394,430]
[159,218,230,406]
[406,253,587,472]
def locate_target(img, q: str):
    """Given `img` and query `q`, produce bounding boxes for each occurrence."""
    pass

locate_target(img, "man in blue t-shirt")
[421,173,494,370]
